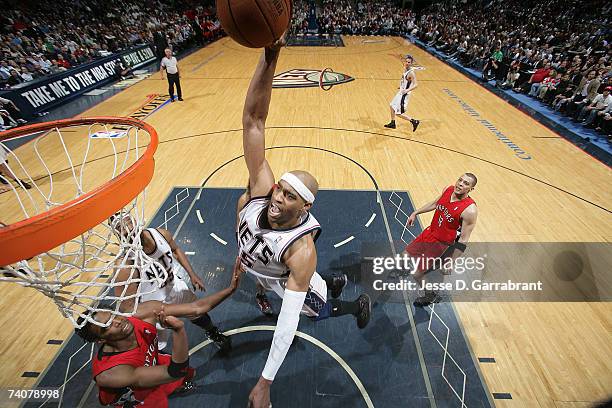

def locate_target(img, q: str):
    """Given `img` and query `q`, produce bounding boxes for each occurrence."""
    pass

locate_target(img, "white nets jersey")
[237,196,321,280]
[139,228,190,297]
[139,228,195,349]
[399,68,413,94]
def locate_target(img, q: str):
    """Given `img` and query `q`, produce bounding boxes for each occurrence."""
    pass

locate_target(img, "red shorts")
[405,228,453,271]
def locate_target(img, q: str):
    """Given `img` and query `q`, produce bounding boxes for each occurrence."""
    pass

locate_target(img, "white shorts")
[140,265,196,349]
[253,271,328,318]
[390,91,411,115]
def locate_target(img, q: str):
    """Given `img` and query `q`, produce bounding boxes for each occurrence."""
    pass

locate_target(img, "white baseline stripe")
[189,325,374,408]
[365,213,376,228]
[333,235,354,248]
[196,209,204,224]
[210,233,227,245]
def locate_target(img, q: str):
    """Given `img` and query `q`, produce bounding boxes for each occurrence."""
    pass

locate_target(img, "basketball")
[216,0,291,48]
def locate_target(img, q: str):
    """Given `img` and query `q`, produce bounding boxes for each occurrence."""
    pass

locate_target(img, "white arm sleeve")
[261,289,306,381]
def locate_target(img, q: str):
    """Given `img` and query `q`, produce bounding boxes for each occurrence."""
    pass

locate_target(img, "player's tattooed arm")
[283,235,317,292]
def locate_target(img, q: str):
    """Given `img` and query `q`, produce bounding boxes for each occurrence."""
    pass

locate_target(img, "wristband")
[168,358,189,378]
[453,242,467,252]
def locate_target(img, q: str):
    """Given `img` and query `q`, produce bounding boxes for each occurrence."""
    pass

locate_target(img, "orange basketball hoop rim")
[0,117,158,266]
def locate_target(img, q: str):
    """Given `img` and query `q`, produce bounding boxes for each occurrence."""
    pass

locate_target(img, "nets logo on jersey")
[272,69,354,89]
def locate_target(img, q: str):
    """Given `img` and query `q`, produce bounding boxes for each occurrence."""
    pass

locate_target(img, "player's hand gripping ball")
[216,0,292,48]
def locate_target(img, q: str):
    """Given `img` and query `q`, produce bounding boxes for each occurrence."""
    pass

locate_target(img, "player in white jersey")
[111,216,231,352]
[385,54,420,132]
[239,35,371,408]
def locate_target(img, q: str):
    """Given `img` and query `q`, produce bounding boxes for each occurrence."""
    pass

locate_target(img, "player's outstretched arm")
[95,316,188,389]
[136,258,243,321]
[242,36,286,198]
[407,188,445,226]
[248,236,315,408]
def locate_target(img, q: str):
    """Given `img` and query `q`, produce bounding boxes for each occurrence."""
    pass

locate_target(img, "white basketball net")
[0,121,167,328]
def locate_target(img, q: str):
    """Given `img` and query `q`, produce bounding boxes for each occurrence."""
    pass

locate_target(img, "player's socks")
[356,294,371,328]
[384,120,396,129]
[410,119,420,132]
[413,290,441,307]
[206,327,232,352]
[323,274,348,298]
[329,294,371,328]
[329,298,358,316]
[191,314,232,351]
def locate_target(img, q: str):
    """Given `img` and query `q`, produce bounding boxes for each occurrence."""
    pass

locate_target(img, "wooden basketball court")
[1,36,610,407]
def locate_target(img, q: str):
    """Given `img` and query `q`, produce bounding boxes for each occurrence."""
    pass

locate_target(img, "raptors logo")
[272,69,354,90]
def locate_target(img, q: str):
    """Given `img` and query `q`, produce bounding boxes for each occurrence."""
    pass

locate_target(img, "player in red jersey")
[74,259,243,407]
[404,173,478,306]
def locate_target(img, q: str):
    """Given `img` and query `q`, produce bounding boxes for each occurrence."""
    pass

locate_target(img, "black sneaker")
[206,327,232,352]
[413,291,441,307]
[256,293,274,316]
[330,274,348,299]
[356,294,371,329]
[178,97,184,101]
[384,121,396,129]
[410,119,420,132]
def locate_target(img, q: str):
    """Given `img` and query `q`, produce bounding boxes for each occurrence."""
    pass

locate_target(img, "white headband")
[280,172,315,203]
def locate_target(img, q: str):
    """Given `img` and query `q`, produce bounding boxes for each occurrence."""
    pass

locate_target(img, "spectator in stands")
[19,67,34,82]
[592,102,612,134]
[536,71,562,100]
[530,69,557,97]
[0,61,10,80]
[514,63,551,93]
[566,70,600,117]
[499,62,520,90]
[482,45,503,81]
[7,69,23,87]
[0,96,26,125]
[578,87,611,126]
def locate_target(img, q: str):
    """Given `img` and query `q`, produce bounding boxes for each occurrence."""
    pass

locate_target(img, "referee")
[160,48,183,102]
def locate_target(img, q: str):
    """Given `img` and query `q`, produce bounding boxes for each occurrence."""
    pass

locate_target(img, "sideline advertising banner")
[0,45,155,118]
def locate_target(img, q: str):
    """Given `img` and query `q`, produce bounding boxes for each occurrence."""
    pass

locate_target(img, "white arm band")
[261,289,306,381]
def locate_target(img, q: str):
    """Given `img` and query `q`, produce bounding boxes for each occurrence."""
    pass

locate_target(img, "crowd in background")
[416,0,612,139]
[291,0,415,37]
[0,0,221,91]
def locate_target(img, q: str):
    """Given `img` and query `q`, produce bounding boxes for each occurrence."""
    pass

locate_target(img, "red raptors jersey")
[92,317,183,407]
[428,186,475,242]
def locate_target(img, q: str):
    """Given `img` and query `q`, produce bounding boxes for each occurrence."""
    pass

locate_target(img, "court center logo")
[273,69,354,90]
